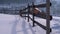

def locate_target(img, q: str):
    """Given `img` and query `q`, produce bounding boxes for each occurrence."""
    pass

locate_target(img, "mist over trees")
[50,0,60,16]
[0,0,60,16]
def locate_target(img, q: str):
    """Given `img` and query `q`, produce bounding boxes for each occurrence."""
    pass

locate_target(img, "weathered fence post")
[19,10,22,17]
[32,2,35,27]
[46,0,50,34]
[28,4,30,22]
[25,10,26,20]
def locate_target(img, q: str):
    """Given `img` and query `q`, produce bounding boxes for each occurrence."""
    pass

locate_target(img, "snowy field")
[0,14,60,34]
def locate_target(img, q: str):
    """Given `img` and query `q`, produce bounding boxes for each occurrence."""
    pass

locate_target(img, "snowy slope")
[0,14,60,34]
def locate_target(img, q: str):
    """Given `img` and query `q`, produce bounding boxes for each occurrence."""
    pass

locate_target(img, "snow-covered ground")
[0,14,60,34]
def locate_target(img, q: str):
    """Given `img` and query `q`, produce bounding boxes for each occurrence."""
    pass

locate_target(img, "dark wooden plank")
[46,0,51,34]
[20,11,52,20]
[18,3,52,11]
[30,3,52,8]
[29,16,52,32]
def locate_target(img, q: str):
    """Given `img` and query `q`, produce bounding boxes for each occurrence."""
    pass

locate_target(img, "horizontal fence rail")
[19,1,52,34]
[0,1,52,34]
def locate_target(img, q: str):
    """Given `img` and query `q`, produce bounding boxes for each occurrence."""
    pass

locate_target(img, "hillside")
[0,14,60,34]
